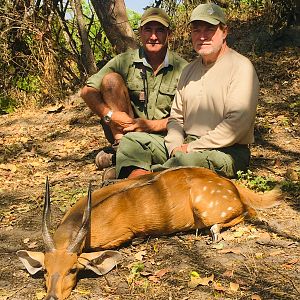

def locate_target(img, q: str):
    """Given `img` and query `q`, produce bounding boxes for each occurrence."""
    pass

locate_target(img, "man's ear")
[16,250,45,275]
[78,250,122,276]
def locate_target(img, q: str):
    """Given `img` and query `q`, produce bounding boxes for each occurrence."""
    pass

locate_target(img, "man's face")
[140,21,170,54]
[191,21,227,57]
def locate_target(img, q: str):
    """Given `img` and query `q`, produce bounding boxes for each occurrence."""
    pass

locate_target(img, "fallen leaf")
[47,105,64,114]
[255,252,264,259]
[213,282,227,292]
[269,250,285,256]
[36,291,46,299]
[28,241,38,249]
[148,275,160,283]
[229,282,239,292]
[188,274,214,288]
[256,232,271,245]
[251,295,262,300]
[134,250,147,261]
[0,163,17,173]
[140,271,152,277]
[154,268,169,278]
[23,238,30,244]
[212,242,224,250]
[223,269,234,277]
[218,248,242,255]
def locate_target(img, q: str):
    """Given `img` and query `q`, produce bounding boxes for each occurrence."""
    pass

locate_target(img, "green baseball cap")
[140,8,170,28]
[189,3,226,25]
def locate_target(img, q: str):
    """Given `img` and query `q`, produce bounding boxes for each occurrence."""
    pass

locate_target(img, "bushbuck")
[17,167,281,299]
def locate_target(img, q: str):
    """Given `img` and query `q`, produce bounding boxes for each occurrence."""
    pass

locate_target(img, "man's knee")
[101,73,125,91]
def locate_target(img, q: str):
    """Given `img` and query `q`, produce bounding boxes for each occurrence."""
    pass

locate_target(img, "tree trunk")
[90,0,138,53]
[71,0,97,76]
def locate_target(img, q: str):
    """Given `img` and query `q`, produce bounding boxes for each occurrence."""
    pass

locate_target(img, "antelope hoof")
[210,224,221,243]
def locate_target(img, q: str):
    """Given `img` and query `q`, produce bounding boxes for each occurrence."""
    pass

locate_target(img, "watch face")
[104,115,111,123]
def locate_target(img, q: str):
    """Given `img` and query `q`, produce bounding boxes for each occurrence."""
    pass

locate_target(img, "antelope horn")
[67,182,92,253]
[42,177,55,252]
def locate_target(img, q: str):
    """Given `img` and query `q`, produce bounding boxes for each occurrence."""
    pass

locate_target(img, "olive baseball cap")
[189,3,226,25]
[140,8,170,28]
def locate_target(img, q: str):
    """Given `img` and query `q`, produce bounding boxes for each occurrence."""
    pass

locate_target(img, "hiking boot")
[95,150,113,170]
[102,166,117,181]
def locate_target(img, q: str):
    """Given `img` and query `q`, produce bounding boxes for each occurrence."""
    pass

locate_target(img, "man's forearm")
[147,118,169,132]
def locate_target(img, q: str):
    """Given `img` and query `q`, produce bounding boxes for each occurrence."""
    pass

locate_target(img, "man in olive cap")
[81,8,187,180]
[153,3,260,178]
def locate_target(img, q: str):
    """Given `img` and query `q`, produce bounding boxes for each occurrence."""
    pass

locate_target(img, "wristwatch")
[103,110,113,123]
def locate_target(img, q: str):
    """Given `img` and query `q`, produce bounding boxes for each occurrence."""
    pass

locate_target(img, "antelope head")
[17,178,122,300]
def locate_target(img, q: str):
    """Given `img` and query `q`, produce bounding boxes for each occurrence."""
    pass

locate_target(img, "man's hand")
[123,118,168,133]
[171,144,188,156]
[110,111,135,131]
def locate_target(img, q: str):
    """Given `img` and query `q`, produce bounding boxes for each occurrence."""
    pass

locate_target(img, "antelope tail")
[234,183,282,210]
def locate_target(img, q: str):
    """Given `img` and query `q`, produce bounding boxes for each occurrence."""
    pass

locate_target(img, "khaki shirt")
[165,48,259,154]
[86,48,187,120]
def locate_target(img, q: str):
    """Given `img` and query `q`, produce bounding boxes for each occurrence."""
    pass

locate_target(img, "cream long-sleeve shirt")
[165,48,259,155]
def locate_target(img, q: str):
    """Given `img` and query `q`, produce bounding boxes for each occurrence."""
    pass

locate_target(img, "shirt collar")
[134,47,172,68]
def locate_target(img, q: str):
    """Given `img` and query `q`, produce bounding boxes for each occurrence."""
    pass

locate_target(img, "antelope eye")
[69,267,77,275]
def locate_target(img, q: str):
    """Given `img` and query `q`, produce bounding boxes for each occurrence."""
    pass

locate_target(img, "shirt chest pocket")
[157,83,177,109]
[127,80,144,103]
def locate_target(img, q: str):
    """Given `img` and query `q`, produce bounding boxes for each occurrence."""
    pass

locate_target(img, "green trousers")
[116,132,250,179]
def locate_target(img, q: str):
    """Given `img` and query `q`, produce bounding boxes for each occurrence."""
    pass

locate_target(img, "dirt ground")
[0,45,299,300]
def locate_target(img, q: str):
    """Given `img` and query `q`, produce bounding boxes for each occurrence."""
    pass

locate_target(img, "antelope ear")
[78,250,122,276]
[16,250,45,275]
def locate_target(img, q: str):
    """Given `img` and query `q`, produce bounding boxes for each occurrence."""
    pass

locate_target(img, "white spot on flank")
[220,212,227,218]
[208,201,214,208]
[227,206,233,211]
[222,195,228,199]
[203,186,207,191]
[217,183,223,186]
[194,195,203,203]
[201,211,208,218]
[210,189,215,194]
[227,189,234,194]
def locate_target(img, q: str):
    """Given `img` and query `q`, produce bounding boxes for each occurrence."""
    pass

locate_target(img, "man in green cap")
[81,8,187,179]
[153,3,260,178]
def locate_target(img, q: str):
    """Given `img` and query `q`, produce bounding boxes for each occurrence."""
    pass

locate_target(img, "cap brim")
[189,17,220,25]
[140,16,169,28]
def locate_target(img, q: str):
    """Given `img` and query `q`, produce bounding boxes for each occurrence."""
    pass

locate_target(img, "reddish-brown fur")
[17,167,281,300]
[58,167,281,249]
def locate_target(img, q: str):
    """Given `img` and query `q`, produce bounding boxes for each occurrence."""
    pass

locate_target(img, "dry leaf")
[251,295,262,300]
[269,250,285,256]
[218,248,242,255]
[229,282,239,292]
[256,232,271,244]
[212,242,224,250]
[148,275,160,283]
[23,238,30,244]
[28,241,38,249]
[134,250,147,261]
[255,252,264,259]
[223,269,234,277]
[188,274,214,288]
[213,282,227,292]
[154,268,169,278]
[36,291,46,299]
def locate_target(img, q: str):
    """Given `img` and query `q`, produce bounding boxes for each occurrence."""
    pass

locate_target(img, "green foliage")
[237,170,276,192]
[13,75,41,93]
[0,96,16,114]
[127,9,141,31]
[281,178,300,197]
[131,262,144,275]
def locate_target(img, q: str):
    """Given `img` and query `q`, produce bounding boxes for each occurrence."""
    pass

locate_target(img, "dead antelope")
[17,167,281,299]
